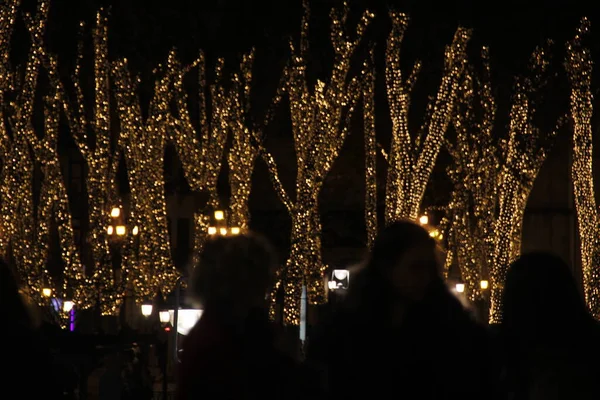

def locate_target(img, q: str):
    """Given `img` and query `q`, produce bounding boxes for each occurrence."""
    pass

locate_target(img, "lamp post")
[207,209,241,237]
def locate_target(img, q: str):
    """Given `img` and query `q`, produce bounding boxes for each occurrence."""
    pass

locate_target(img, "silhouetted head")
[501,251,592,339]
[363,220,442,302]
[0,258,33,331]
[190,232,278,318]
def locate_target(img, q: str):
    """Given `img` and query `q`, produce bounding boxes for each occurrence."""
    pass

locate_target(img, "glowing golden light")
[219,228,227,236]
[259,1,373,325]
[566,17,600,319]
[107,226,114,235]
[214,210,224,221]
[480,280,489,290]
[207,227,217,236]
[110,207,120,218]
[42,288,52,297]
[383,12,471,223]
[115,225,126,236]
[230,227,241,235]
[63,300,74,312]
[132,226,139,236]
[419,215,429,225]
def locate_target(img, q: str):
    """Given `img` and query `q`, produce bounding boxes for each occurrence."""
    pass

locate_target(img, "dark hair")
[0,259,34,331]
[345,220,440,312]
[369,220,438,273]
[190,232,278,309]
[501,251,593,336]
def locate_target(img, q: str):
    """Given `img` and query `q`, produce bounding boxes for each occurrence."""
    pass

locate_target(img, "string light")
[488,42,559,323]
[384,12,471,224]
[227,50,260,230]
[565,17,600,319]
[260,1,373,325]
[170,51,227,268]
[363,49,377,249]
[40,10,122,315]
[112,52,180,303]
[444,47,497,301]
[0,0,52,305]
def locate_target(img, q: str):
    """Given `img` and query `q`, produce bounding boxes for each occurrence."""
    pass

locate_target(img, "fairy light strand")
[261,1,372,325]
[1,1,50,304]
[384,12,471,224]
[444,47,497,301]
[363,48,377,248]
[565,18,600,319]
[489,42,559,323]
[170,52,228,266]
[227,50,260,230]
[0,0,21,260]
[112,52,181,302]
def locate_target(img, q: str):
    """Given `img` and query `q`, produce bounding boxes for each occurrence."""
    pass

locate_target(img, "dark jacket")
[308,280,494,399]
[176,308,317,400]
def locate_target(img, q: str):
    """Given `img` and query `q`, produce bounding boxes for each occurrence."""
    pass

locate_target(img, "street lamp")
[111,207,121,218]
[480,280,489,290]
[63,300,74,313]
[419,214,429,225]
[141,303,153,317]
[107,205,139,238]
[42,287,52,297]
[207,210,241,237]
[455,283,465,293]
[159,310,170,325]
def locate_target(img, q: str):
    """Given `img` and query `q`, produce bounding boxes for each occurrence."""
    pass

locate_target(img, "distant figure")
[176,232,318,399]
[499,252,600,400]
[0,259,61,397]
[307,220,494,399]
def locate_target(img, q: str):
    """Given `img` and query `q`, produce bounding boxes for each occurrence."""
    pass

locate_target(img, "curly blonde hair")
[190,232,278,310]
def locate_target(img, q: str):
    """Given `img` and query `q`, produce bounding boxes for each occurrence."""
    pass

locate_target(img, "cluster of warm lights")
[106,207,139,237]
[363,49,378,249]
[488,43,559,323]
[566,18,600,319]
[442,47,497,301]
[383,12,471,224]
[207,210,241,236]
[258,1,373,325]
[112,52,181,302]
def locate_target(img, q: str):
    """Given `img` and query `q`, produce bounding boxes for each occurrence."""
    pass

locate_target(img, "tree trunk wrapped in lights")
[488,43,559,323]
[259,1,372,325]
[112,53,180,302]
[0,1,50,304]
[443,48,498,301]
[39,10,123,314]
[363,49,377,248]
[0,0,24,266]
[170,52,228,264]
[384,12,471,224]
[566,18,600,319]
[227,51,261,231]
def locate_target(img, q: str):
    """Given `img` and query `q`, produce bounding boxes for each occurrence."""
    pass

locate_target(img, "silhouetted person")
[0,259,61,397]
[307,220,494,399]
[499,252,600,400]
[176,232,318,400]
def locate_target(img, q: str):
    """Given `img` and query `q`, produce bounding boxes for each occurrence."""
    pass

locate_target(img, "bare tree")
[258,1,372,325]
[566,18,600,319]
[112,52,180,301]
[488,43,559,323]
[170,52,228,264]
[383,12,471,223]
[442,48,497,301]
